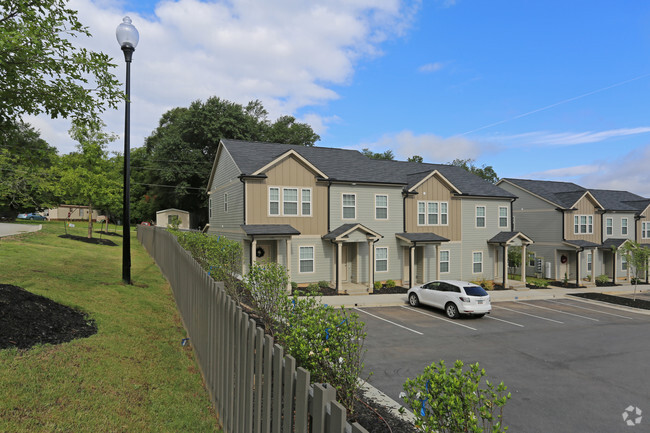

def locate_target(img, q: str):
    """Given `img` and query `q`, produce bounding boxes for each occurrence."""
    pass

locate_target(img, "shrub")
[472,279,494,291]
[402,360,510,433]
[596,274,609,286]
[306,282,320,293]
[318,280,330,289]
[385,279,396,289]
[291,281,298,291]
[527,278,549,288]
[243,262,289,335]
[373,281,382,291]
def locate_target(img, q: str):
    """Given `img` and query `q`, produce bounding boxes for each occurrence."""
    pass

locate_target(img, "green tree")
[361,148,395,160]
[619,241,650,300]
[57,120,120,238]
[408,155,424,163]
[141,97,319,226]
[0,0,122,130]
[450,158,499,184]
[0,121,59,214]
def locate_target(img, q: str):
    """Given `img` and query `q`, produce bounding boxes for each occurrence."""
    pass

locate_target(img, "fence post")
[312,383,336,433]
[272,344,284,433]
[294,368,310,433]
[282,355,296,433]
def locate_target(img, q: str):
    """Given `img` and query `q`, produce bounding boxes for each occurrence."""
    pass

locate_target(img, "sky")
[28,0,650,197]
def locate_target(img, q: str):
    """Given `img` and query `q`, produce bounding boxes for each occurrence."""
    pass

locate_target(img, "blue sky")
[33,0,650,196]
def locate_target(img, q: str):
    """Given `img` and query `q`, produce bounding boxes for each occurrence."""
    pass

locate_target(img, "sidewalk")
[320,283,649,308]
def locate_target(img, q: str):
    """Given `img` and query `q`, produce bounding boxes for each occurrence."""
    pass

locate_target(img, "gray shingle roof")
[241,224,300,236]
[322,223,382,240]
[487,231,533,244]
[600,238,631,249]
[221,139,515,198]
[501,178,585,208]
[396,232,449,243]
[589,190,646,211]
[563,239,601,248]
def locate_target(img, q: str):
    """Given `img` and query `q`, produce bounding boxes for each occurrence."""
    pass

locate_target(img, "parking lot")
[358,297,650,432]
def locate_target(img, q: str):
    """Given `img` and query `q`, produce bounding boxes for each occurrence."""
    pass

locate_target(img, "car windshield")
[464,286,488,297]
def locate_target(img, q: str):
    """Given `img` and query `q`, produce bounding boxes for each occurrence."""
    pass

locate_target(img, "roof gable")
[408,170,461,194]
[252,149,328,179]
[207,141,242,191]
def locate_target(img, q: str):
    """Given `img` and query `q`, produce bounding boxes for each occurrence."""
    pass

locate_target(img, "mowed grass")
[0,221,221,432]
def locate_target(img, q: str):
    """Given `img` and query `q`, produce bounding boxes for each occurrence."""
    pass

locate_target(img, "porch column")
[576,250,580,286]
[591,250,596,283]
[337,242,342,293]
[251,239,257,264]
[521,243,527,285]
[409,246,415,288]
[368,240,374,292]
[503,245,509,289]
[286,238,292,292]
[435,245,440,280]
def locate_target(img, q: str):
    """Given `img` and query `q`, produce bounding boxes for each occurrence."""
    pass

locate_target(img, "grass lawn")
[0,221,221,432]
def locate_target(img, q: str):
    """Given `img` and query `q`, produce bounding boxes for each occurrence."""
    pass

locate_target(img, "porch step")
[340,283,370,296]
[508,280,528,290]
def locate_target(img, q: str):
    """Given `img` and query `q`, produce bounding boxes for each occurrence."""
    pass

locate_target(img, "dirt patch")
[0,284,97,350]
[352,391,416,433]
[569,292,650,310]
[58,234,118,246]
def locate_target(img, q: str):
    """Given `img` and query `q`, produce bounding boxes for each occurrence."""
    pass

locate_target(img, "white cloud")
[32,0,421,154]
[526,165,600,179]
[418,62,444,73]
[361,130,488,162]
[495,127,650,147]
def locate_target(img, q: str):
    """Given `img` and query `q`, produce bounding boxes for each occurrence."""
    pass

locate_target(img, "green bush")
[306,282,320,293]
[385,279,396,289]
[596,274,610,285]
[244,262,289,335]
[373,281,383,291]
[318,280,330,289]
[527,278,548,288]
[276,295,367,414]
[402,360,510,432]
[291,281,298,291]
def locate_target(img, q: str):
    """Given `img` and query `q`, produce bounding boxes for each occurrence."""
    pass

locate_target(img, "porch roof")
[487,231,534,245]
[395,232,449,244]
[241,224,300,236]
[600,238,632,250]
[322,223,382,241]
[562,239,601,249]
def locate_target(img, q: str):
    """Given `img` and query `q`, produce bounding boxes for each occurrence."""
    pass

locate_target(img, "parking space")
[359,298,650,433]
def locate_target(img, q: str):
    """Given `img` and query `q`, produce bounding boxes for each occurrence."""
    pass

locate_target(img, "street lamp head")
[116,16,139,50]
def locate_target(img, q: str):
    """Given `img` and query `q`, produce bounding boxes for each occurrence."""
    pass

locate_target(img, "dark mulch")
[292,286,339,296]
[370,286,409,295]
[595,282,618,287]
[0,284,97,350]
[352,391,416,433]
[526,284,551,290]
[548,281,585,289]
[95,230,123,237]
[58,234,117,246]
[569,292,650,310]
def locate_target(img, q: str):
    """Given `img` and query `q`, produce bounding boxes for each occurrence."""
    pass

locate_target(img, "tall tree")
[408,155,423,163]
[57,120,120,238]
[361,148,395,160]
[619,241,650,300]
[0,0,122,130]
[0,121,58,214]
[141,97,320,226]
[450,158,499,184]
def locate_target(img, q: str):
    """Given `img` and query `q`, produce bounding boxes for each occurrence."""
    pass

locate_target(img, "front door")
[256,242,276,264]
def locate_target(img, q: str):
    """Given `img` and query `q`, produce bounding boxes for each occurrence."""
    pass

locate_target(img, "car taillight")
[459,296,470,303]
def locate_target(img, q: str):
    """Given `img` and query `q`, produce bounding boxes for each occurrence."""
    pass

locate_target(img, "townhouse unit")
[207,139,529,292]
[497,178,650,284]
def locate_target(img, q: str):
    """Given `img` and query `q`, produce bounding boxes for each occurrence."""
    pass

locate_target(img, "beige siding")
[156,209,190,229]
[638,206,650,242]
[405,173,461,241]
[246,156,327,235]
[564,195,602,243]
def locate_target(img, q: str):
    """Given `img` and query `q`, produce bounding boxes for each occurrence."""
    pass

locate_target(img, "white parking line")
[548,300,634,320]
[399,306,478,331]
[353,308,424,335]
[486,316,525,327]
[493,305,564,324]
[518,301,599,322]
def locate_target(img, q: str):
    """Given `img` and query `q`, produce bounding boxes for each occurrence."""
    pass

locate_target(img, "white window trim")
[375,194,388,220]
[299,246,315,273]
[440,202,448,225]
[224,193,228,213]
[282,187,299,216]
[269,186,313,217]
[416,200,449,226]
[621,218,628,236]
[574,214,594,234]
[472,251,483,274]
[643,222,650,239]
[587,252,592,272]
[301,188,312,217]
[498,206,508,228]
[269,187,280,216]
[375,246,389,273]
[605,217,613,236]
[417,201,426,226]
[209,198,212,218]
[475,206,486,228]
[621,255,628,271]
[440,250,450,274]
[342,193,356,220]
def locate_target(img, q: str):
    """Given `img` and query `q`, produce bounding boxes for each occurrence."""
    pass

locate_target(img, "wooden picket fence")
[137,226,368,433]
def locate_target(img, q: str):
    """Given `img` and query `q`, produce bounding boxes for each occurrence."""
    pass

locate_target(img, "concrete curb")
[359,380,416,425]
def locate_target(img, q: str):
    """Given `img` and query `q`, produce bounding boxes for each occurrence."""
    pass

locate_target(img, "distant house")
[48,205,102,221]
[156,208,190,229]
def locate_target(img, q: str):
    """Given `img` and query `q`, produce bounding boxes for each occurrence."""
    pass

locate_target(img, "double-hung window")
[472,252,483,273]
[283,188,298,216]
[440,250,450,273]
[299,246,314,273]
[342,194,356,219]
[587,252,592,272]
[375,247,388,272]
[269,187,312,216]
[476,206,486,228]
[224,193,228,213]
[499,206,508,228]
[574,215,593,234]
[302,189,311,216]
[643,222,650,239]
[427,202,438,225]
[375,195,388,219]
[269,187,280,215]
[417,201,448,225]
[621,218,628,236]
[606,218,613,236]
[418,202,426,225]
[621,255,628,271]
[440,203,448,225]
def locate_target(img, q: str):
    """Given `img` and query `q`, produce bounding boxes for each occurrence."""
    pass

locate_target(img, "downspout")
[250,235,254,266]
[402,190,408,233]
[330,240,339,292]
[372,237,380,289]
[502,244,507,287]
[239,175,247,225]
[327,180,332,233]
[510,198,517,230]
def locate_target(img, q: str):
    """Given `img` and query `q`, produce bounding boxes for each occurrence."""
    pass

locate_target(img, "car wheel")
[408,293,420,307]
[445,302,460,319]
[28,217,33,220]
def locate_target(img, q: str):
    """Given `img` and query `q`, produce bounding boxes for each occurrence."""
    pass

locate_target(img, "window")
[643,222,650,239]
[622,218,628,235]
[209,198,212,218]
[606,218,613,236]
[342,194,356,219]
[440,250,450,273]
[621,255,628,271]
[79,209,84,218]
[528,252,536,267]
[499,206,508,228]
[375,247,388,272]
[283,188,298,216]
[269,187,280,215]
[587,252,592,272]
[224,193,228,213]
[417,201,448,225]
[375,195,388,219]
[472,252,483,273]
[574,215,593,234]
[299,246,314,273]
[476,206,486,228]
[302,189,311,216]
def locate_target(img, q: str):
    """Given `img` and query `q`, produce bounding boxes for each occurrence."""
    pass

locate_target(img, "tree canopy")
[450,158,499,184]
[139,97,320,226]
[0,0,122,130]
[361,148,395,160]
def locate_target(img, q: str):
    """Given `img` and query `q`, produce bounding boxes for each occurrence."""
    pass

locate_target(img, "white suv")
[407,280,491,319]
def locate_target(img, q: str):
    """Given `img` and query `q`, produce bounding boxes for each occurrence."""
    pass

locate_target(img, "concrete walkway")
[0,223,42,238]
[320,283,649,308]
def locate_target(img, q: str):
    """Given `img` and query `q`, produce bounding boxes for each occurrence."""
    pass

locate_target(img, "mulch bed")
[0,284,97,350]
[58,234,117,246]
[569,292,650,310]
[370,286,409,295]
[352,391,416,433]
[96,230,123,237]
[548,281,585,289]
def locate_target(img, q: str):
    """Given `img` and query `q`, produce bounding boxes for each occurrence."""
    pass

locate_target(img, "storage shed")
[156,208,190,229]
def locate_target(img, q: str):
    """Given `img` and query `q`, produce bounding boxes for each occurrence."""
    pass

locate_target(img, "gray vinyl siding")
[209,148,244,232]
[602,212,635,241]
[289,237,334,284]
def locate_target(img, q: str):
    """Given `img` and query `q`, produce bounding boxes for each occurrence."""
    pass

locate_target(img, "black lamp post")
[116,16,139,284]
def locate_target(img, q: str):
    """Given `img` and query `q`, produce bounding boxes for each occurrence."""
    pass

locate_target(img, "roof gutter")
[402,189,418,233]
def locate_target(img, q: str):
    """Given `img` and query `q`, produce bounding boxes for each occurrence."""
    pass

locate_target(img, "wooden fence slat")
[254,327,264,433]
[282,356,296,433]
[244,318,256,433]
[351,422,370,433]
[329,401,347,433]
[312,384,336,433]
[272,344,284,433]
[294,368,310,433]
[262,334,273,433]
